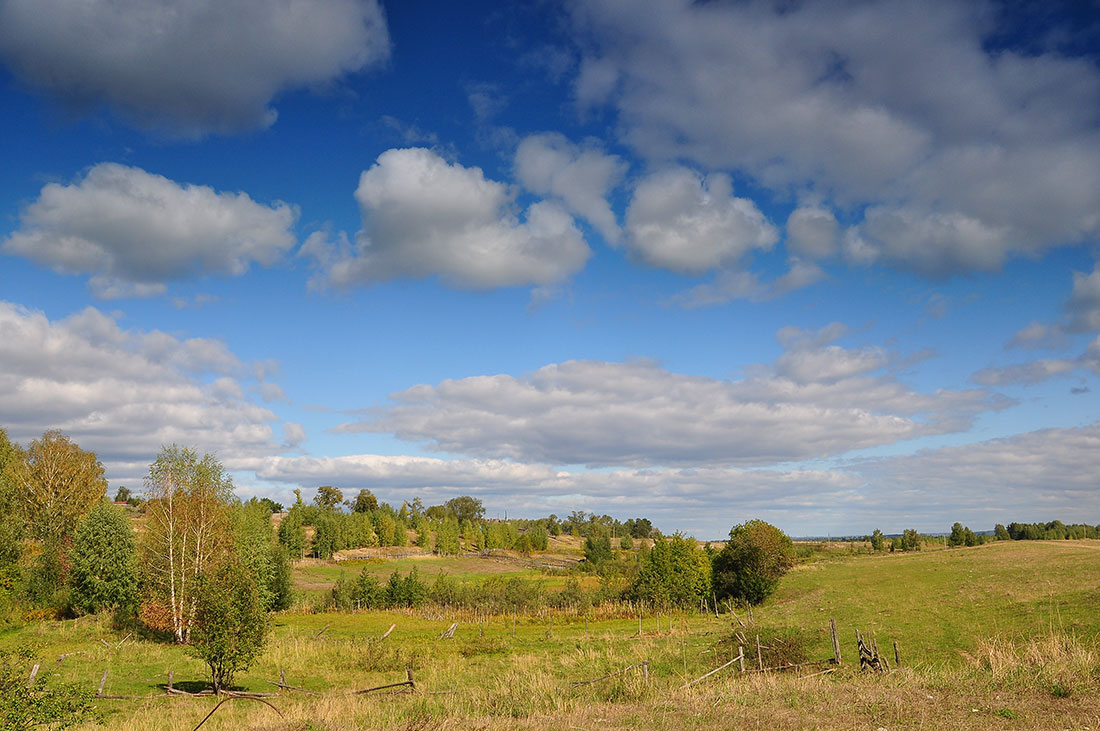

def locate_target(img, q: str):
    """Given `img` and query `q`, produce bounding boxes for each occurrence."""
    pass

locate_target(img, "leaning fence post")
[27,663,40,687]
[738,646,745,672]
[97,669,108,697]
[406,668,415,690]
[830,618,842,665]
[894,640,901,668]
[642,660,649,685]
[167,670,174,695]
[756,634,763,671]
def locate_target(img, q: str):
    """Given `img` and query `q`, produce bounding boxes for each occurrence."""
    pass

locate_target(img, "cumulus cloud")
[624,167,777,274]
[786,207,840,259]
[336,326,1002,468]
[570,0,1100,276]
[853,423,1100,528]
[514,133,627,243]
[308,148,591,289]
[0,0,390,136]
[3,163,297,298]
[0,301,292,483]
[244,421,1100,536]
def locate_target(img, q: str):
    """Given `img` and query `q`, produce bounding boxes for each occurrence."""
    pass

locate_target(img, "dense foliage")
[712,520,795,606]
[628,534,711,608]
[69,499,138,615]
[188,558,269,693]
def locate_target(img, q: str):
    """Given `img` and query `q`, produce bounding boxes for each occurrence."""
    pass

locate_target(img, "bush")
[69,500,138,615]
[629,533,711,608]
[712,519,794,606]
[0,646,98,729]
[188,559,269,693]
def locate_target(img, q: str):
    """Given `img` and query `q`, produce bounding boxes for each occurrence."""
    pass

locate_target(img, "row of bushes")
[324,569,624,614]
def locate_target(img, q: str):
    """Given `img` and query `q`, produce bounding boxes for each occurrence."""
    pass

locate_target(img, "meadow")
[3,539,1099,729]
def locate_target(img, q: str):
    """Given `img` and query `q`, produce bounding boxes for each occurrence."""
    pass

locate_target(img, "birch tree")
[18,430,106,542]
[142,446,234,644]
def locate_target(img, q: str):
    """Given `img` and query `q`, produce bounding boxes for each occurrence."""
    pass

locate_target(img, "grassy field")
[3,539,1099,729]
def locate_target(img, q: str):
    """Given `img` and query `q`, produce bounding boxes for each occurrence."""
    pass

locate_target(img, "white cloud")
[243,421,1100,536]
[3,163,297,298]
[0,0,390,136]
[786,207,840,259]
[853,423,1100,528]
[309,148,591,289]
[514,133,627,243]
[624,167,777,274]
[0,301,292,484]
[336,327,1002,468]
[571,0,1100,276]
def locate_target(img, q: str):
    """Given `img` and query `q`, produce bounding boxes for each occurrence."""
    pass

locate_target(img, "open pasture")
[3,539,1099,729]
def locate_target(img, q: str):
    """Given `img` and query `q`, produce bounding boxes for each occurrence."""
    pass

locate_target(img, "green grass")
[3,539,1100,729]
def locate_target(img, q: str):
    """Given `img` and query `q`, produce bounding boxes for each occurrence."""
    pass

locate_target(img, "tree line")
[273,486,658,560]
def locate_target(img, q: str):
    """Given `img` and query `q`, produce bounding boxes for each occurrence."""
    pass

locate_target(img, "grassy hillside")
[2,539,1098,729]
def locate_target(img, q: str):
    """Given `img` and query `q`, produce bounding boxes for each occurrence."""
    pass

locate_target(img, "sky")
[1,0,1099,539]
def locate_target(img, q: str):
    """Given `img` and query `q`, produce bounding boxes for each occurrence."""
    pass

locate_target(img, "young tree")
[349,488,378,513]
[583,527,612,567]
[445,495,485,523]
[629,534,711,608]
[313,485,343,511]
[712,519,794,606]
[948,522,966,547]
[869,529,886,551]
[434,519,461,556]
[188,558,269,694]
[236,501,291,611]
[141,446,235,644]
[18,431,106,542]
[114,486,132,503]
[70,500,138,615]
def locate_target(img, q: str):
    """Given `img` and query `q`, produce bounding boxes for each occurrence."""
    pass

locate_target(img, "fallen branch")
[265,680,322,695]
[380,623,396,640]
[681,653,743,689]
[312,623,331,638]
[440,622,458,639]
[191,695,284,731]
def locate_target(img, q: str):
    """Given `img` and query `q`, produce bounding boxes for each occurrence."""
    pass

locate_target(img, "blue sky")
[1,0,1099,538]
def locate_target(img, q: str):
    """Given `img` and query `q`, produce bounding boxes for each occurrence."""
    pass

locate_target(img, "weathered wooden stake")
[380,623,396,640]
[27,663,39,687]
[167,670,174,695]
[747,606,754,624]
[894,640,901,668]
[512,612,516,638]
[756,634,763,671]
[642,660,649,685]
[406,668,415,690]
[638,613,642,636]
[97,669,108,697]
[712,593,719,619]
[830,618,842,664]
[549,614,553,639]
[738,646,745,672]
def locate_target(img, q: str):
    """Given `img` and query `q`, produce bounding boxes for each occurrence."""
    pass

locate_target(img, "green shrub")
[188,559,269,693]
[0,646,98,730]
[69,500,138,615]
[712,519,794,606]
